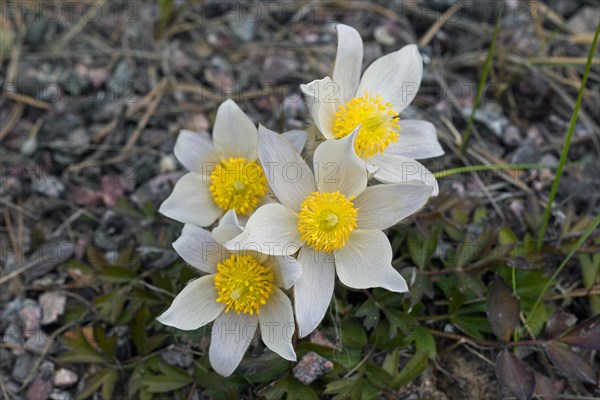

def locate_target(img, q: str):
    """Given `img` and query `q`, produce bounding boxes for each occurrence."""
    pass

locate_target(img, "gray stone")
[567,6,600,34]
[12,352,35,382]
[503,125,522,146]
[49,390,73,400]
[39,292,67,325]
[32,176,65,199]
[292,351,334,385]
[0,348,14,369]
[510,138,540,164]
[161,346,193,369]
[229,17,256,42]
[19,299,41,339]
[53,368,78,388]
[26,361,54,400]
[22,241,74,283]
[25,330,53,354]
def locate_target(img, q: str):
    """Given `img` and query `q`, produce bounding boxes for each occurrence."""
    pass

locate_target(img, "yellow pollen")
[297,191,358,253]
[209,157,268,216]
[333,91,400,158]
[214,254,274,315]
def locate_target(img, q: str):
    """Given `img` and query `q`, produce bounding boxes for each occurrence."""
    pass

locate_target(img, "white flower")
[300,24,444,194]
[226,126,433,337]
[159,99,306,227]
[157,210,302,377]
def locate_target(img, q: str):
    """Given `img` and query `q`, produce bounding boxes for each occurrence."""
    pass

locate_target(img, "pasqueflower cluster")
[157,24,444,376]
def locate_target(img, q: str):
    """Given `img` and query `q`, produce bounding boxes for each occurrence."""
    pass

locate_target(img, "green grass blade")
[459,9,502,154]
[527,213,600,329]
[536,24,600,249]
[434,163,544,178]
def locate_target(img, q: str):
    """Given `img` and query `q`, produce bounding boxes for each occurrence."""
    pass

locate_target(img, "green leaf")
[76,368,116,400]
[454,230,493,267]
[239,352,290,384]
[390,350,429,388]
[57,351,108,364]
[546,341,596,384]
[355,300,380,331]
[58,327,108,364]
[341,321,368,348]
[407,232,437,269]
[473,205,487,223]
[579,253,600,313]
[409,326,436,359]
[495,349,535,400]
[101,369,118,400]
[324,373,363,400]
[143,375,191,393]
[287,376,319,400]
[488,275,520,342]
[360,380,382,400]
[382,309,417,339]
[141,360,193,393]
[259,373,291,400]
[369,320,406,350]
[365,363,392,389]
[97,266,137,283]
[382,349,399,376]
[331,348,363,371]
[94,291,127,323]
[87,245,107,270]
[94,327,117,358]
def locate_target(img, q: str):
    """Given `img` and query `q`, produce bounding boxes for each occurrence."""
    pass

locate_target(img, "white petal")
[258,287,296,361]
[173,224,224,274]
[212,99,258,160]
[332,24,363,104]
[357,45,423,114]
[157,275,224,330]
[212,210,244,244]
[272,255,302,289]
[225,203,302,256]
[368,154,439,196]
[159,173,222,226]
[353,183,433,230]
[385,120,444,159]
[257,126,316,211]
[174,130,219,174]
[335,230,408,292]
[300,77,338,139]
[313,128,367,198]
[209,311,258,377]
[281,129,307,154]
[294,246,336,337]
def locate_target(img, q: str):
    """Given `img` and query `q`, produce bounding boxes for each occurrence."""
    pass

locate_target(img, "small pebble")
[32,176,65,199]
[53,368,78,388]
[374,26,396,46]
[39,292,67,325]
[161,346,194,368]
[26,361,54,400]
[160,155,178,173]
[12,352,35,382]
[292,351,334,385]
[49,390,73,400]
[19,299,41,338]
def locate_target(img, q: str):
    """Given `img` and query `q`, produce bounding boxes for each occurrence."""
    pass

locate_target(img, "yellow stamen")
[333,91,400,158]
[214,254,274,315]
[297,191,358,253]
[209,157,268,216]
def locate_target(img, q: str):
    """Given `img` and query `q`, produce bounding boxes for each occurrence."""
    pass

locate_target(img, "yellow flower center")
[333,91,400,158]
[214,254,275,315]
[297,191,358,253]
[209,157,268,216]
